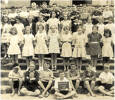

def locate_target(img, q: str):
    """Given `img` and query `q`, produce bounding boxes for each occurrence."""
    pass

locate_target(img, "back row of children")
[1,2,114,71]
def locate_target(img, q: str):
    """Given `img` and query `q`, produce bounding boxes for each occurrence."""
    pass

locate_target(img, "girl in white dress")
[36,15,46,33]
[22,26,35,68]
[102,29,114,64]
[60,26,72,71]
[47,11,60,33]
[72,27,87,72]
[48,25,60,70]
[60,14,71,32]
[2,16,12,58]
[7,27,21,64]
[35,24,48,70]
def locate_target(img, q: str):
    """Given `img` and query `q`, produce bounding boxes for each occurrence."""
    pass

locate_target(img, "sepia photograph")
[0,0,114,100]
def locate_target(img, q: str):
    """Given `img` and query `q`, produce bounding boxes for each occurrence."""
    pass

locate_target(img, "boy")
[54,71,76,99]
[8,63,23,96]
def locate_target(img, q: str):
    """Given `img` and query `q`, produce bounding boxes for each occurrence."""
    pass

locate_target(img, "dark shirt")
[23,70,39,91]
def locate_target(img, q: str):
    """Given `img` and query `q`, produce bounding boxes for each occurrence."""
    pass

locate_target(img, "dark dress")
[87,32,102,56]
[23,70,40,92]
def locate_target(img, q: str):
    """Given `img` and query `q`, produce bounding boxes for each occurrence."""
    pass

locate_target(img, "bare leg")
[55,91,65,98]
[75,80,80,90]
[51,54,54,70]
[64,91,76,99]
[63,58,66,71]
[98,86,113,96]
[41,55,44,68]
[67,58,70,71]
[54,54,57,70]
[84,81,95,96]
[42,80,52,96]
[91,81,95,91]
[79,59,82,73]
[38,81,46,90]
[18,79,23,95]
[9,79,15,96]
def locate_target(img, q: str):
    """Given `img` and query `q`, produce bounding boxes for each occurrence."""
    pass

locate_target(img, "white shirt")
[99,71,114,84]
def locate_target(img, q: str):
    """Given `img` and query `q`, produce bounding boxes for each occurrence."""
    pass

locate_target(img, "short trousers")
[13,80,19,89]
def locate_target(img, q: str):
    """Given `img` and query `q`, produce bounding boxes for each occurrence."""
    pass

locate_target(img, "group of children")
[1,2,114,72]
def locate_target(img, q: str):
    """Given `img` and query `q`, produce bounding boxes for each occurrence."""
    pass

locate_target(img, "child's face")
[92,27,98,33]
[4,17,8,23]
[50,26,56,33]
[29,66,35,72]
[43,63,50,70]
[39,25,44,32]
[13,68,19,73]
[12,28,17,35]
[78,28,82,34]
[60,73,65,80]
[105,32,110,37]
[25,27,31,34]
[71,65,76,70]
[52,12,56,18]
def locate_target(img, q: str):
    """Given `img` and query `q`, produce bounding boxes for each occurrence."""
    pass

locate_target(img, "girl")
[60,26,72,71]
[47,11,60,33]
[48,25,60,71]
[36,15,46,33]
[60,14,71,32]
[35,24,48,70]
[1,16,12,58]
[102,29,114,65]
[7,27,21,64]
[87,25,102,71]
[72,27,87,72]
[22,26,35,68]
[14,18,24,41]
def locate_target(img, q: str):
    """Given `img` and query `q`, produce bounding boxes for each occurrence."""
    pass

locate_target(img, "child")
[1,16,12,58]
[8,63,23,96]
[36,15,46,33]
[7,27,21,64]
[102,29,114,64]
[35,24,48,70]
[72,27,87,72]
[47,11,60,33]
[60,26,72,71]
[48,25,60,71]
[14,17,24,41]
[22,26,35,68]
[87,25,102,71]
[82,65,96,97]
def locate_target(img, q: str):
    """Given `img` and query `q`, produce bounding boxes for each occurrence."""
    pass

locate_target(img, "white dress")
[7,35,21,55]
[22,34,34,57]
[14,23,24,40]
[35,31,48,54]
[61,33,72,57]
[72,33,87,58]
[48,32,60,54]
[102,37,113,58]
[2,23,12,43]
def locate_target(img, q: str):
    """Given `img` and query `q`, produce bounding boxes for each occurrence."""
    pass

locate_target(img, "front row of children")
[6,24,114,71]
[9,62,114,98]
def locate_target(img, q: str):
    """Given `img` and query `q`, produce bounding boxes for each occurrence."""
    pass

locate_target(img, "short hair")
[92,25,98,30]
[37,24,44,30]
[13,63,19,67]
[104,29,112,37]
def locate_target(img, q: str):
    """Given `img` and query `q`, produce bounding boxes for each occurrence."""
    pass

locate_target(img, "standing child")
[7,27,21,64]
[22,26,35,68]
[87,25,102,71]
[48,25,60,71]
[72,27,87,72]
[2,16,12,58]
[102,29,114,65]
[60,26,72,71]
[35,24,48,70]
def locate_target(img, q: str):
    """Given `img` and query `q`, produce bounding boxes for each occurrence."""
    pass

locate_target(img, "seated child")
[54,71,76,99]
[97,64,114,96]
[8,63,23,96]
